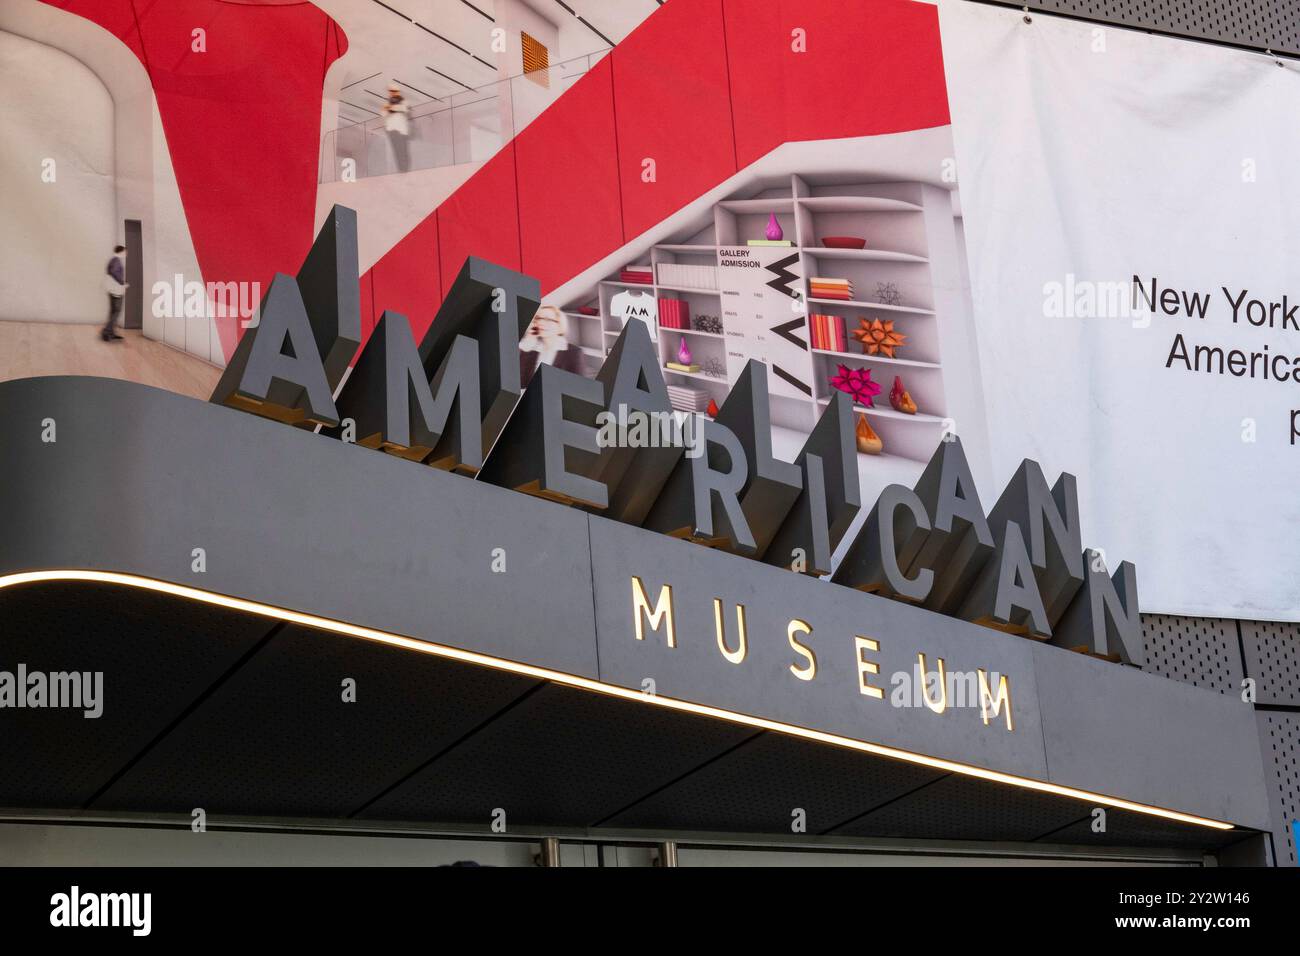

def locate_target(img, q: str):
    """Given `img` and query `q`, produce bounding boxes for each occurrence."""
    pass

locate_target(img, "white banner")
[940,1,1300,621]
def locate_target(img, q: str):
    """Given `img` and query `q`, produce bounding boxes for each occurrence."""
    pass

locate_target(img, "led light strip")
[0,569,1233,832]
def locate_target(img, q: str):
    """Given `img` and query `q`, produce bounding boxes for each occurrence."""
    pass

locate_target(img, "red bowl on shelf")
[821,236,867,249]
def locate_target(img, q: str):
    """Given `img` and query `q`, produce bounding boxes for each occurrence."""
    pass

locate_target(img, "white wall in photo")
[0,30,115,324]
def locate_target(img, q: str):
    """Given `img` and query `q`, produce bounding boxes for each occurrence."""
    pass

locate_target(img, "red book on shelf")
[819,314,836,351]
[812,313,845,351]
[657,298,689,329]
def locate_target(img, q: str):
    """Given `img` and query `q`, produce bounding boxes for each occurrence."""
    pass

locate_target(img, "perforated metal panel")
[997,0,1300,56]
[605,732,944,835]
[1257,712,1300,865]
[1241,620,1300,706]
[0,582,275,808]
[1141,613,1243,695]
[91,624,541,818]
[358,683,757,827]
[831,774,1093,843]
[1039,807,1246,850]
[830,772,1243,850]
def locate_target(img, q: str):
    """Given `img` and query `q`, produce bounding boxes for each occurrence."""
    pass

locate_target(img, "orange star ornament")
[852,317,907,358]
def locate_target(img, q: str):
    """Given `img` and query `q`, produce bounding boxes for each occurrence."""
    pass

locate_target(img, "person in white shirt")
[381,84,411,172]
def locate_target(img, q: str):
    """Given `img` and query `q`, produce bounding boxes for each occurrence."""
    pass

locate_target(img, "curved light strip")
[0,569,1233,832]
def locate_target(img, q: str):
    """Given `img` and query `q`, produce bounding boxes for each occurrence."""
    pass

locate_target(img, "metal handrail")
[319,50,606,183]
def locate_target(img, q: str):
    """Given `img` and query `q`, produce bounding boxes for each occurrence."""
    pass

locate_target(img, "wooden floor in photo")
[0,322,222,401]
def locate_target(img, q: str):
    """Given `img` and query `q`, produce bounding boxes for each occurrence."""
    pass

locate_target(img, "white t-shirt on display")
[610,290,657,342]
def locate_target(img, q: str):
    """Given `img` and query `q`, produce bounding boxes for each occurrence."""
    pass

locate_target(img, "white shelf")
[659,327,725,339]
[663,367,727,385]
[803,247,928,263]
[718,198,795,213]
[798,196,922,213]
[850,449,930,469]
[599,280,654,290]
[657,244,719,253]
[770,422,929,473]
[806,297,934,316]
[657,284,721,296]
[816,395,946,424]
[812,348,940,369]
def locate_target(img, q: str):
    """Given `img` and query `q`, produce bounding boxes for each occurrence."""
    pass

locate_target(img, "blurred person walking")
[101,244,127,342]
[382,84,411,173]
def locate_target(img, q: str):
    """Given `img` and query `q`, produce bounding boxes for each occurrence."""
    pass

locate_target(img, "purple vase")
[765,213,783,242]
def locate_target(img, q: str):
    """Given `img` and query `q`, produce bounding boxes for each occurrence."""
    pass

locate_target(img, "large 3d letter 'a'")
[210,205,361,427]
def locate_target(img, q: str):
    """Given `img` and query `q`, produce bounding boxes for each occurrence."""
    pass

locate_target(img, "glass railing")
[319,51,607,183]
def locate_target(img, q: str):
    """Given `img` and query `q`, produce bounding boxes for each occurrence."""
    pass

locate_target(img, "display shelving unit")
[560,175,966,471]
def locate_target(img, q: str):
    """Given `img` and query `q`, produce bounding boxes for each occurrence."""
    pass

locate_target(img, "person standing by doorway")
[101,244,127,342]
[381,84,410,173]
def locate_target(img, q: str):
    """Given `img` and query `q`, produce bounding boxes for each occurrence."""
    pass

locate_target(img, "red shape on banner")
[358,269,377,343]
[722,0,950,167]
[372,215,442,345]
[612,0,737,242]
[515,56,624,296]
[437,144,522,284]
